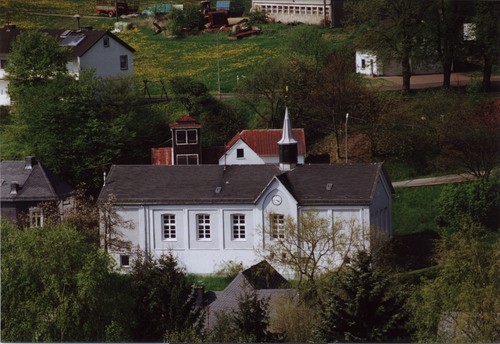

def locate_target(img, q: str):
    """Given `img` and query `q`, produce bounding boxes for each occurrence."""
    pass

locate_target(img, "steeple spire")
[278,107,298,171]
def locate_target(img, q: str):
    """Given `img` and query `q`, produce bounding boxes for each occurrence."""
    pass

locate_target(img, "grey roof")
[0,26,134,57]
[0,159,73,202]
[98,163,391,206]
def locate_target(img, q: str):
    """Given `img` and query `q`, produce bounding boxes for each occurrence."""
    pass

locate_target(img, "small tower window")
[103,36,110,47]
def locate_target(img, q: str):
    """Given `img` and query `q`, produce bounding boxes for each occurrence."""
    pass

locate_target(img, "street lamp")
[345,113,349,163]
[216,25,225,100]
[73,14,81,30]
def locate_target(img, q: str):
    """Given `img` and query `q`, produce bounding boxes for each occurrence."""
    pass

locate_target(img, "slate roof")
[226,129,306,156]
[0,158,73,202]
[98,163,390,206]
[0,26,134,57]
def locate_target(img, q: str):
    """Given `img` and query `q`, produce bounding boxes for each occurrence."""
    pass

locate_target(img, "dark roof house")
[0,156,74,226]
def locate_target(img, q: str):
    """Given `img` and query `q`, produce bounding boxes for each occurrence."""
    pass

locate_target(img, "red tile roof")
[226,129,306,156]
[169,115,202,128]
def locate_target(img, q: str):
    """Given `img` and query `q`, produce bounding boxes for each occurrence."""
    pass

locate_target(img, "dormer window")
[236,148,244,159]
[103,36,110,47]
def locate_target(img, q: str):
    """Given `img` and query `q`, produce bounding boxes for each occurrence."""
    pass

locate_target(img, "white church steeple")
[278,107,298,171]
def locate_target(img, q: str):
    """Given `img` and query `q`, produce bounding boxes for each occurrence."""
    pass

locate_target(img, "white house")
[219,113,306,165]
[99,109,394,274]
[355,50,442,76]
[0,24,135,106]
[251,0,343,26]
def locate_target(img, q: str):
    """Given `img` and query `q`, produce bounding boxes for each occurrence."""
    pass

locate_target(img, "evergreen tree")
[232,288,273,342]
[316,250,408,342]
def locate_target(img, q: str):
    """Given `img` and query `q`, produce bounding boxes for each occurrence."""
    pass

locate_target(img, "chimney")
[278,107,298,171]
[25,156,37,170]
[10,182,19,195]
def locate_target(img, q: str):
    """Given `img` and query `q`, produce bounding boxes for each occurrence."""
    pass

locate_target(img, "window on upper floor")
[177,154,199,165]
[271,214,285,239]
[103,36,110,47]
[29,207,43,228]
[175,129,198,145]
[162,214,176,240]
[232,214,246,240]
[120,55,128,70]
[197,214,211,240]
[236,148,244,159]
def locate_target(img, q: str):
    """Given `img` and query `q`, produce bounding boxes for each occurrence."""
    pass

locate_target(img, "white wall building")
[99,110,394,274]
[0,25,135,106]
[355,50,442,76]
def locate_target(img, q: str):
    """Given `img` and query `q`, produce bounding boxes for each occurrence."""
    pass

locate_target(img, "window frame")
[236,148,244,159]
[103,36,110,48]
[29,207,43,228]
[175,129,198,145]
[231,214,246,240]
[197,214,211,240]
[120,254,130,267]
[177,154,199,165]
[162,214,177,240]
[120,55,128,70]
[271,213,285,239]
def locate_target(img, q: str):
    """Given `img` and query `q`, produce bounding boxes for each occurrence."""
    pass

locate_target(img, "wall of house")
[252,0,332,24]
[369,175,393,236]
[356,50,443,76]
[0,55,10,105]
[78,36,134,78]
[220,140,266,165]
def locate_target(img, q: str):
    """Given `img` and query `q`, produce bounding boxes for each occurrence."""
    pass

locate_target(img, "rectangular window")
[29,207,43,228]
[175,129,198,145]
[236,148,244,159]
[120,55,128,70]
[232,214,246,240]
[271,214,285,239]
[0,59,8,69]
[197,214,211,240]
[177,154,199,165]
[103,36,110,47]
[162,214,176,240]
[120,255,130,267]
[361,59,366,69]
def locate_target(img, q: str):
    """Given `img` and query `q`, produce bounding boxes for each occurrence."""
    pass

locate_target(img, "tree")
[231,288,273,342]
[437,98,500,179]
[99,193,135,253]
[0,221,130,342]
[261,211,366,302]
[436,175,500,232]
[166,4,204,36]
[409,225,499,342]
[5,30,70,92]
[316,250,409,342]
[471,1,500,91]
[169,76,246,146]
[422,0,465,88]
[129,253,202,342]
[350,0,431,92]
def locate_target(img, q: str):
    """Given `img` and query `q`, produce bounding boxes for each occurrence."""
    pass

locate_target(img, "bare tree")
[99,194,135,253]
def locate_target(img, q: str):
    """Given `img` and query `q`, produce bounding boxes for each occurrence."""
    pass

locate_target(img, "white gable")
[219,139,266,165]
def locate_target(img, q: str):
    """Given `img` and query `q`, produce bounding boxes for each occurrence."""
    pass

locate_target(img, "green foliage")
[285,25,333,68]
[437,176,500,233]
[393,185,444,235]
[247,9,269,26]
[129,252,202,341]
[408,226,500,342]
[0,221,129,342]
[169,76,246,146]
[5,30,70,91]
[167,4,204,36]
[231,288,273,342]
[316,251,409,342]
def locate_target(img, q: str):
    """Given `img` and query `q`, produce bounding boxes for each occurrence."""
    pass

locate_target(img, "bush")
[437,176,500,232]
[247,9,268,26]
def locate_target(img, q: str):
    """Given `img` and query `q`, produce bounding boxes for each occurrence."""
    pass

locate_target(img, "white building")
[251,0,343,26]
[355,50,442,76]
[99,109,394,274]
[0,24,135,106]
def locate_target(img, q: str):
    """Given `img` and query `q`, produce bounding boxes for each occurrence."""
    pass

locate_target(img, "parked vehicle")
[96,1,140,17]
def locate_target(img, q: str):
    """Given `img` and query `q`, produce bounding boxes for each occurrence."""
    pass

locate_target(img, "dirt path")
[392,173,479,188]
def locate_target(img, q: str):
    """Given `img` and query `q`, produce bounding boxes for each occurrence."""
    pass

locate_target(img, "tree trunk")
[482,55,492,91]
[401,57,412,93]
[442,61,452,88]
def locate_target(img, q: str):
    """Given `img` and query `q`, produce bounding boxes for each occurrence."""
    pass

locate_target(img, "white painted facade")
[112,173,392,274]
[252,0,332,25]
[356,50,442,76]
[0,55,10,105]
[67,35,134,78]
